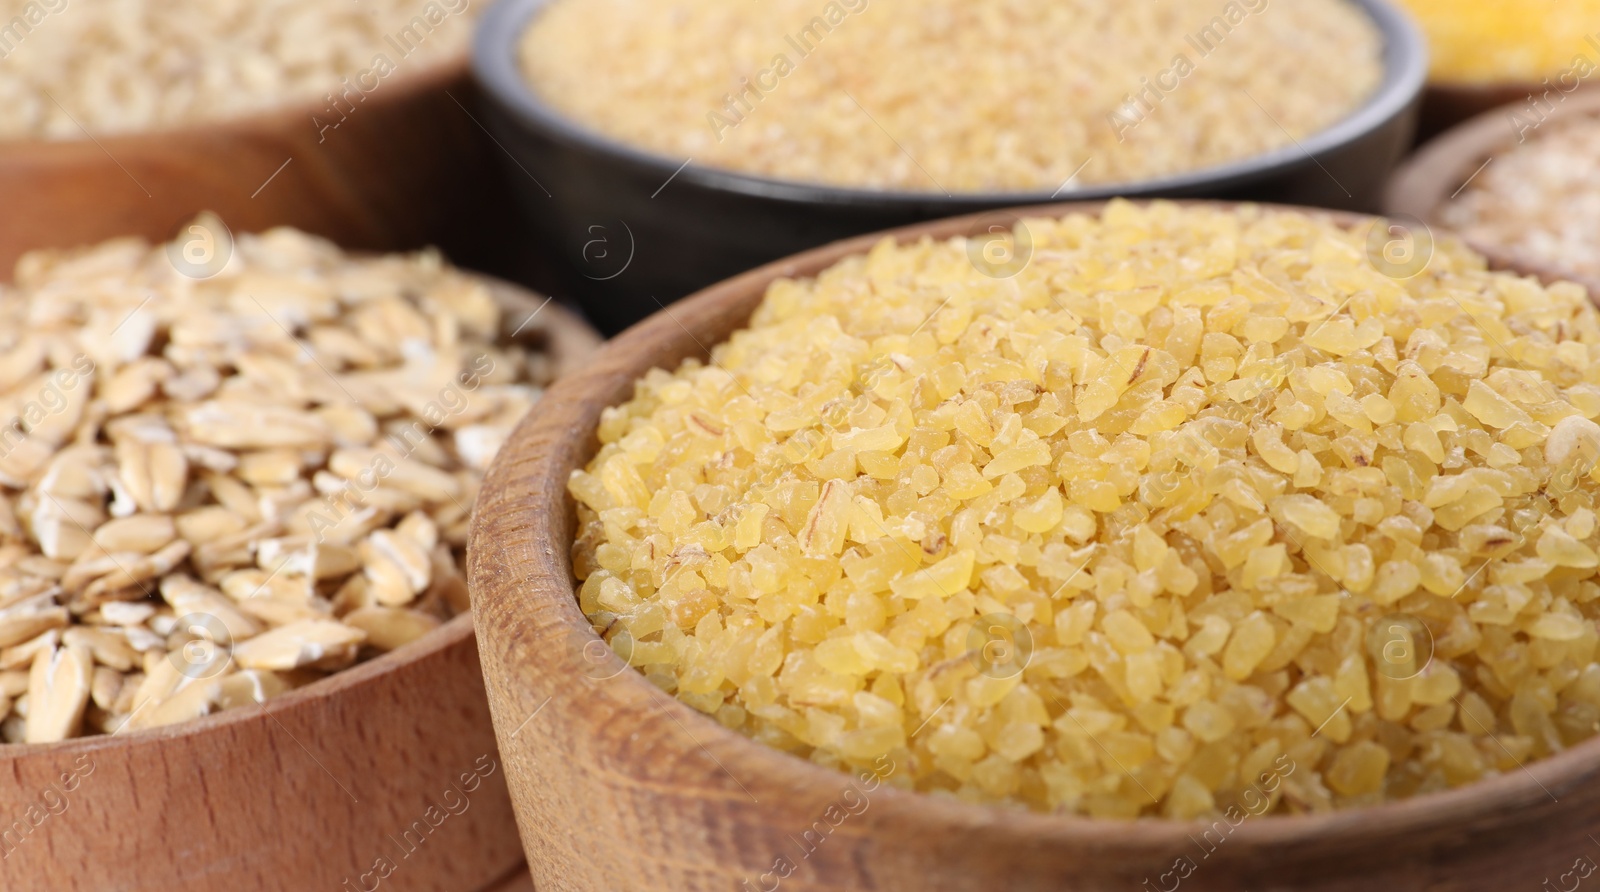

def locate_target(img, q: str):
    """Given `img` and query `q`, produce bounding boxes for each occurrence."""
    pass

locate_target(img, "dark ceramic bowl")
[473,0,1427,334]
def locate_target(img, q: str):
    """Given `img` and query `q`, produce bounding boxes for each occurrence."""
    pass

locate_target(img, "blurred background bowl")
[1385,0,1600,142]
[0,274,599,892]
[1415,81,1561,142]
[472,0,1427,334]
[470,199,1600,892]
[1386,88,1600,296]
[0,55,530,286]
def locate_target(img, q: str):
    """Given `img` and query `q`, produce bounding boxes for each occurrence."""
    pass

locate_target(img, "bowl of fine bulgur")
[473,0,1426,332]
[473,199,1600,891]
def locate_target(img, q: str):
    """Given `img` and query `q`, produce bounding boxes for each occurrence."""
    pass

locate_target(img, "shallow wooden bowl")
[0,278,599,892]
[0,53,519,278]
[1387,88,1600,297]
[471,199,1600,892]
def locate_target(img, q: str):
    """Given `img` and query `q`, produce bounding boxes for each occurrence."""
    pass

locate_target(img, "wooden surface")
[0,54,524,281]
[1387,89,1600,298]
[0,280,596,892]
[470,199,1600,892]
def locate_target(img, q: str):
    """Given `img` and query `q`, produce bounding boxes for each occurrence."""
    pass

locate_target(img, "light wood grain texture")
[0,614,520,892]
[0,280,596,892]
[470,200,1600,892]
[0,55,520,279]
[1387,88,1600,298]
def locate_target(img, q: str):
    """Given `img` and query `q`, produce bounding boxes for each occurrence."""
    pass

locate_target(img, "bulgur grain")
[520,0,1383,192]
[571,201,1600,817]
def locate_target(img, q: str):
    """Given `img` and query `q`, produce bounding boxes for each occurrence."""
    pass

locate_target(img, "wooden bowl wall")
[1417,83,1530,143]
[0,279,600,892]
[0,56,522,279]
[1418,82,1598,144]
[470,200,1600,892]
[1387,89,1600,297]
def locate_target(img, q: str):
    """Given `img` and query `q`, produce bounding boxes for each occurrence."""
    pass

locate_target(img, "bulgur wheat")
[570,201,1600,818]
[520,0,1383,192]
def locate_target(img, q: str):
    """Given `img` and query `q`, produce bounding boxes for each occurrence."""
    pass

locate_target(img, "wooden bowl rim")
[474,197,1600,851]
[1386,87,1600,296]
[0,51,468,156]
[474,0,1426,206]
[1427,78,1600,99]
[0,612,474,761]
[0,277,597,759]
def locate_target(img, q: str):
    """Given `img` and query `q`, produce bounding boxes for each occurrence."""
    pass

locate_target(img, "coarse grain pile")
[520,0,1383,192]
[0,220,556,743]
[570,201,1600,818]
[0,0,475,139]
[1397,0,1600,84]
[1440,113,1600,284]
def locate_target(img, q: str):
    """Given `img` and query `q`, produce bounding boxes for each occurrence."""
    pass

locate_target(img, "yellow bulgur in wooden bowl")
[565,200,1600,819]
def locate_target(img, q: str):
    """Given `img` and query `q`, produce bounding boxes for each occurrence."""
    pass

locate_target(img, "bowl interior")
[473,0,1428,206]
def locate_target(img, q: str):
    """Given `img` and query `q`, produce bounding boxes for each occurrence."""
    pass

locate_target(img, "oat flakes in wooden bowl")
[0,218,599,892]
[0,0,512,276]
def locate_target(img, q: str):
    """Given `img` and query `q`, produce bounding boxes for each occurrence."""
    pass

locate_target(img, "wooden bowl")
[1417,80,1600,144]
[0,278,600,892]
[1417,82,1541,143]
[0,54,523,280]
[1386,88,1600,297]
[470,199,1600,892]
[487,867,537,892]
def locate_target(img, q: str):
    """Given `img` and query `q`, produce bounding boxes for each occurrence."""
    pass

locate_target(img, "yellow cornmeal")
[1398,0,1600,84]
[570,202,1600,818]
[520,0,1383,192]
